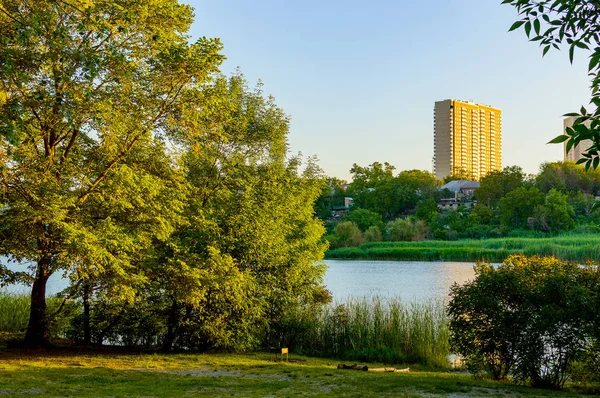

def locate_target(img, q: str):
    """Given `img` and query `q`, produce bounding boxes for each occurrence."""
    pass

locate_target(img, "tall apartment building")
[563,116,592,162]
[433,99,502,181]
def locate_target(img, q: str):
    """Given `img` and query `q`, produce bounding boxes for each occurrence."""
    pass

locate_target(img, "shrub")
[448,255,600,389]
[363,225,383,243]
[387,218,428,242]
[334,221,364,247]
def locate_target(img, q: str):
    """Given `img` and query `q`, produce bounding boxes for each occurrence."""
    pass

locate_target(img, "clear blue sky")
[188,0,590,181]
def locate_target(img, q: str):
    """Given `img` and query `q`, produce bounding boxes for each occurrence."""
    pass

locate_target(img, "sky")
[187,0,591,181]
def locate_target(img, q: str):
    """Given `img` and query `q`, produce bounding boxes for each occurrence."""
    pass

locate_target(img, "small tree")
[363,226,383,243]
[334,222,364,247]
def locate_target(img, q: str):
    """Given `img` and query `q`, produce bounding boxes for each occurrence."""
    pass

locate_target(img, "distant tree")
[416,198,439,222]
[569,191,598,218]
[334,222,364,247]
[536,161,600,194]
[476,166,526,207]
[503,0,600,169]
[532,189,575,233]
[349,162,395,190]
[469,204,495,225]
[344,208,384,232]
[364,226,383,243]
[347,164,439,220]
[314,177,348,219]
[499,186,545,230]
[386,218,428,242]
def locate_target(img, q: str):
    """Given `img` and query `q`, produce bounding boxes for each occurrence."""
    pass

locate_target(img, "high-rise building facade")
[563,116,592,162]
[433,99,502,181]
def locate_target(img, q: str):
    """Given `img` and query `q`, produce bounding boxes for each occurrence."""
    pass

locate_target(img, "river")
[4,260,477,302]
[323,260,476,302]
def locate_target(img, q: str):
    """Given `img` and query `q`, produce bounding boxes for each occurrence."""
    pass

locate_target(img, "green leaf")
[543,45,551,57]
[534,19,541,36]
[589,55,600,72]
[508,20,526,32]
[569,45,575,63]
[547,135,569,144]
[566,138,574,154]
[593,156,599,170]
[525,21,532,37]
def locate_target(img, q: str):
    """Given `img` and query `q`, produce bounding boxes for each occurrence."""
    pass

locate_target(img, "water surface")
[323,260,476,302]
[4,259,478,303]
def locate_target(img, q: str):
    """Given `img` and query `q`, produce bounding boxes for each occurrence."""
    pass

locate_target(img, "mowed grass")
[0,348,595,397]
[326,234,600,262]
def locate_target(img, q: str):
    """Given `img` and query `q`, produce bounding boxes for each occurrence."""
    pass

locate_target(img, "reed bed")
[0,292,76,336]
[0,291,30,333]
[326,234,600,262]
[300,297,450,368]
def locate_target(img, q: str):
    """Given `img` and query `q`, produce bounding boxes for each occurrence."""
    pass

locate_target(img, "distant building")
[440,180,480,200]
[564,116,592,162]
[433,99,502,181]
[438,180,480,210]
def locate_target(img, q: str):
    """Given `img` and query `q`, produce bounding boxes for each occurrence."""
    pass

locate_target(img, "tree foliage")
[476,166,526,207]
[499,185,545,230]
[344,208,384,232]
[503,0,600,169]
[347,163,439,220]
[0,1,328,349]
[449,255,600,388]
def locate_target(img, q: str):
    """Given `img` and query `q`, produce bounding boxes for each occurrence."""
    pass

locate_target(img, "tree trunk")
[82,282,91,345]
[24,257,52,348]
[161,299,179,352]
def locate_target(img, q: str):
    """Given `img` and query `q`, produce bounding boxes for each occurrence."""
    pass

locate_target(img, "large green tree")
[67,75,329,351]
[503,0,600,169]
[0,0,223,347]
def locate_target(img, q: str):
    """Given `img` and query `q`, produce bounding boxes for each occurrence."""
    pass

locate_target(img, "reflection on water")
[323,260,476,303]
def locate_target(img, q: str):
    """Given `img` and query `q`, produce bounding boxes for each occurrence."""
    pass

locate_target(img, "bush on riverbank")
[326,234,600,262]
[448,255,600,389]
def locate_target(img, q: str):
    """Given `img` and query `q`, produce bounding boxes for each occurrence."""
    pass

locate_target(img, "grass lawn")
[0,347,595,397]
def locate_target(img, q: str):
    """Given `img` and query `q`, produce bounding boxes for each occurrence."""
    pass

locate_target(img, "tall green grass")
[299,297,450,368]
[326,233,600,262]
[0,291,79,337]
[0,291,30,333]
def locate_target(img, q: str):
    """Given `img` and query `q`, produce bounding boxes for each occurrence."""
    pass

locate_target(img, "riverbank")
[325,234,600,262]
[0,346,594,397]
